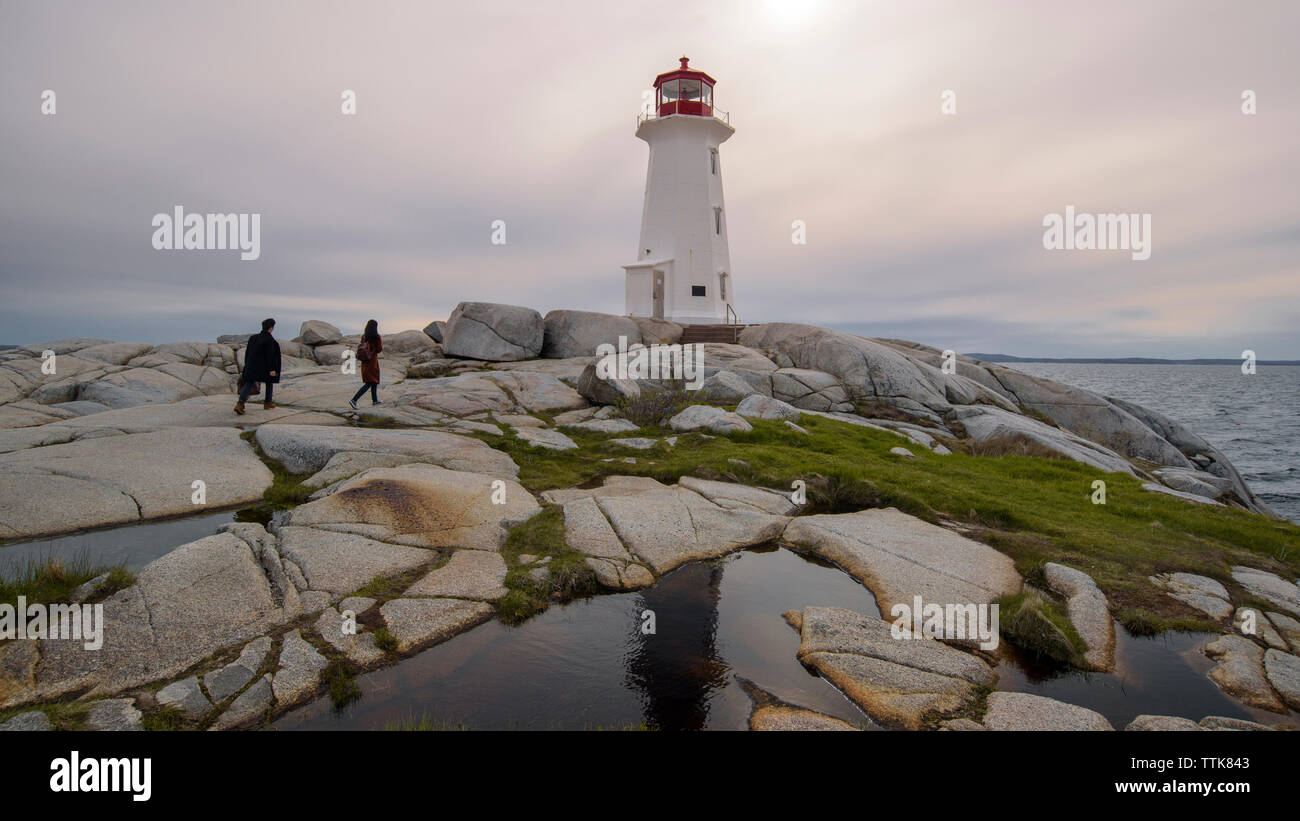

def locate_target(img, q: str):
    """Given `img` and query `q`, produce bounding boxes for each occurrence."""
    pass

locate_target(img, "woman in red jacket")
[349,319,383,409]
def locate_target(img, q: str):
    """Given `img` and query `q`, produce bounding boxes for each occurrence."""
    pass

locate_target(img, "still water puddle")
[277,546,879,730]
[0,510,240,575]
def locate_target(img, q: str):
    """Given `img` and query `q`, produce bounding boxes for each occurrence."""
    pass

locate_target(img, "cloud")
[0,0,1297,356]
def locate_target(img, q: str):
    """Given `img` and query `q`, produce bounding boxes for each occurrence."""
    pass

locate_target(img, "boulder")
[542,310,643,358]
[948,405,1134,475]
[443,302,544,361]
[0,711,52,731]
[299,321,342,346]
[632,317,683,345]
[423,320,446,343]
[667,405,752,434]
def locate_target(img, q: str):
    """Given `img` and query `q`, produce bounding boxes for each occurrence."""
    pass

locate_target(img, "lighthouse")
[624,57,736,325]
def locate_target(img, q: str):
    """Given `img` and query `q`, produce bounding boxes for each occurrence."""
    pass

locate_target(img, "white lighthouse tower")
[624,57,736,325]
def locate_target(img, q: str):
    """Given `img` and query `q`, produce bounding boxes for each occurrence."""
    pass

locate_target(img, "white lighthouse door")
[652,271,665,319]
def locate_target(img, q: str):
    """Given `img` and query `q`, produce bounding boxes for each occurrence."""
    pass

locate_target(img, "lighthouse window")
[714,207,722,234]
[710,149,718,175]
[660,80,679,102]
[702,84,712,106]
[692,285,707,297]
[679,79,701,101]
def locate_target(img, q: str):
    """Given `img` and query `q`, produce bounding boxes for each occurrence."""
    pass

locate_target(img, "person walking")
[234,317,281,415]
[349,319,383,409]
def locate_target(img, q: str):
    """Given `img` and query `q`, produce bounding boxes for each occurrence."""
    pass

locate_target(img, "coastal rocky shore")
[0,303,1296,731]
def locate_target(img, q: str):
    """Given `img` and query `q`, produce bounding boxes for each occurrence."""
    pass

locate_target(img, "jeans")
[239,380,272,403]
[351,382,378,404]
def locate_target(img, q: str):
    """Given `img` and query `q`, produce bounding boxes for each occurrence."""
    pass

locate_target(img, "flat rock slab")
[1262,649,1300,709]
[156,676,212,719]
[204,636,271,704]
[1231,566,1300,618]
[20,533,286,708]
[255,424,519,477]
[405,550,508,601]
[516,427,578,450]
[86,698,143,731]
[735,394,802,421]
[210,673,273,730]
[983,692,1113,731]
[749,704,859,731]
[277,526,434,596]
[50,395,346,432]
[314,608,386,666]
[0,427,272,539]
[788,607,995,730]
[561,496,655,590]
[395,371,585,416]
[592,484,788,576]
[1044,563,1115,671]
[0,710,51,731]
[1266,611,1300,653]
[561,418,640,434]
[285,464,539,552]
[784,508,1022,614]
[1205,634,1285,711]
[1234,608,1288,650]
[380,598,494,653]
[1125,714,1203,731]
[272,630,328,708]
[677,476,801,515]
[1150,572,1233,621]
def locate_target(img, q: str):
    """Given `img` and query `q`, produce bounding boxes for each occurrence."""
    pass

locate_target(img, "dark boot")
[234,401,246,415]
[263,401,277,409]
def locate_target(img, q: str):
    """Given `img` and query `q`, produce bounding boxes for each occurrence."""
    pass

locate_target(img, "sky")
[1,0,1297,358]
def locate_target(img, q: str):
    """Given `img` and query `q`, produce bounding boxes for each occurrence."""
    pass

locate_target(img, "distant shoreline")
[968,354,1300,366]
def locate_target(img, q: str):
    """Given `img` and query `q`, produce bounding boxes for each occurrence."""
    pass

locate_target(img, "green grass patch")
[372,627,398,653]
[496,505,599,625]
[325,659,362,710]
[142,706,190,731]
[476,410,1299,631]
[0,552,133,608]
[996,588,1087,666]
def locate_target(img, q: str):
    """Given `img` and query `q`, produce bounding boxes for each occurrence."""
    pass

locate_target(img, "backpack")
[356,340,374,362]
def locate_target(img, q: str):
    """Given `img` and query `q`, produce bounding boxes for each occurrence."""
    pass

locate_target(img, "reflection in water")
[275,547,874,730]
[626,562,727,731]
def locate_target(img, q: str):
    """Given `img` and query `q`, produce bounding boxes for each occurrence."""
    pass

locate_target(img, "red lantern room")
[654,56,716,118]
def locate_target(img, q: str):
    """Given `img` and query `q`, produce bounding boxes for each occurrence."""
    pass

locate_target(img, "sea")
[1002,363,1300,524]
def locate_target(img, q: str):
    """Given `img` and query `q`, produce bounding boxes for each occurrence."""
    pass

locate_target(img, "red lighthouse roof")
[651,56,717,119]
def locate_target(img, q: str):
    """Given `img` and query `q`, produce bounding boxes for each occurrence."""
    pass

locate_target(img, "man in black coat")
[234,317,282,415]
